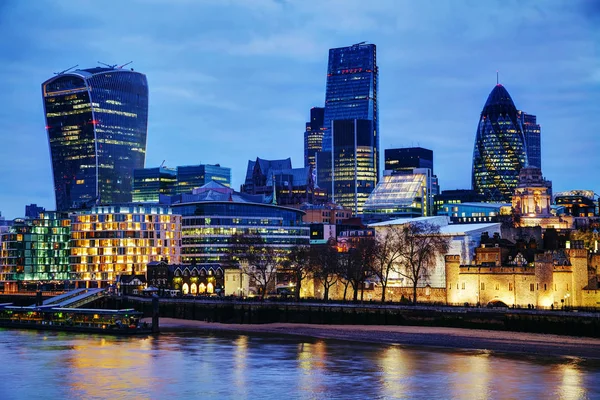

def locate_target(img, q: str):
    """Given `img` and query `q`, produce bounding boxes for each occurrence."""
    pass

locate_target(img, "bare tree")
[229,233,279,300]
[309,238,340,301]
[284,245,311,302]
[340,238,376,302]
[394,221,450,304]
[372,226,403,302]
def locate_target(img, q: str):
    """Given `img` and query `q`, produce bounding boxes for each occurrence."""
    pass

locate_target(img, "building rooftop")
[438,223,501,235]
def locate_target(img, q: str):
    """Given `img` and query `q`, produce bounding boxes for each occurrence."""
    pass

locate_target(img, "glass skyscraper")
[42,66,149,211]
[304,107,325,169]
[518,111,541,170]
[318,43,379,209]
[472,84,528,202]
[330,119,377,215]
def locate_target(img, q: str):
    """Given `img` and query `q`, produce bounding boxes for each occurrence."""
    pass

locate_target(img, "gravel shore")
[145,317,600,360]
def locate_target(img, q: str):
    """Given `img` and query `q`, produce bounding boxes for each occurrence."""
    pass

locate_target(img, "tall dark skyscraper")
[472,84,528,202]
[42,66,149,211]
[323,43,378,153]
[330,119,377,215]
[304,107,324,169]
[518,111,542,170]
[317,43,379,210]
[385,147,433,173]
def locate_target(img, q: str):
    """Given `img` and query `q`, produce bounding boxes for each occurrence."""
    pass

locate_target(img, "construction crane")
[53,65,79,75]
[98,61,134,69]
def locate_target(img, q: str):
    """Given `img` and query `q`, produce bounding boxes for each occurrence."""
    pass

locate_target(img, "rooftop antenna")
[98,61,118,69]
[353,41,367,46]
[496,70,499,85]
[118,61,133,69]
[159,160,166,168]
[54,64,79,75]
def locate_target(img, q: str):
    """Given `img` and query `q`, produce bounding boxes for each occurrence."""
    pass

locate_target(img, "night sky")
[0,0,598,218]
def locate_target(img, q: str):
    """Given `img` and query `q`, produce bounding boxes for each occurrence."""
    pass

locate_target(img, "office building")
[175,164,231,193]
[318,43,379,193]
[42,66,149,211]
[304,107,325,169]
[363,168,436,221]
[162,181,309,268]
[518,111,542,169]
[0,212,71,291]
[329,119,378,215]
[433,189,486,215]
[132,164,231,202]
[132,167,177,203]
[385,147,433,173]
[472,84,528,202]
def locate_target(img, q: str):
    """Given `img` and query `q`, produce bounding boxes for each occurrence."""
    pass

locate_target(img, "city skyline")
[0,0,599,218]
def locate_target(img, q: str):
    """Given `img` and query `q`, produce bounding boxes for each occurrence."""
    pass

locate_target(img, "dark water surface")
[0,329,598,399]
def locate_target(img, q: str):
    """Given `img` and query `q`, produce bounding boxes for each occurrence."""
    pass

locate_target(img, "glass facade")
[132,167,177,202]
[42,67,149,211]
[0,212,71,283]
[172,202,309,266]
[363,169,433,220]
[331,119,377,215]
[319,43,379,195]
[518,111,541,170]
[175,164,231,194]
[132,164,231,201]
[304,107,325,169]
[70,205,181,285]
[472,84,528,202]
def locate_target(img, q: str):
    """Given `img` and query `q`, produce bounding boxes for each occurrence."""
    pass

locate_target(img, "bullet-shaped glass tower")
[472,84,528,202]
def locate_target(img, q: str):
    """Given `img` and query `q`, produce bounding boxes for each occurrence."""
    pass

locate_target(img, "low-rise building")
[147,261,224,295]
[445,239,600,308]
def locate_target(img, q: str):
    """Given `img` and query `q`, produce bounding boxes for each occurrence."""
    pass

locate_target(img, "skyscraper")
[330,119,377,215]
[518,111,542,169]
[472,84,528,202]
[318,43,379,210]
[304,107,325,169]
[385,147,434,174]
[42,66,149,211]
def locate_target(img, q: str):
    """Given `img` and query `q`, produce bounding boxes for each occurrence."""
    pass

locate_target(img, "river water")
[0,329,598,399]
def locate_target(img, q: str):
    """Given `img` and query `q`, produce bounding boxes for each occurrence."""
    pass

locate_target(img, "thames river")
[0,329,598,399]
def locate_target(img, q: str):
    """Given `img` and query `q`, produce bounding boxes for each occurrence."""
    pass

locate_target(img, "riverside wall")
[91,296,600,338]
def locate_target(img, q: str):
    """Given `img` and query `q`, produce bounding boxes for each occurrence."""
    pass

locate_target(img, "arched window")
[190,283,197,294]
[207,282,214,294]
[182,283,189,294]
[199,283,206,293]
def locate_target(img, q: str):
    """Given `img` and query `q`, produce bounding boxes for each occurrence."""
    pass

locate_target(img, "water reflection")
[448,352,492,400]
[0,329,598,400]
[378,346,411,398]
[233,335,248,399]
[557,362,585,400]
[297,341,327,396]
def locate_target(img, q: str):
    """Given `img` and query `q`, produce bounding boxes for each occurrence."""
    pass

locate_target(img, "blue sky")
[0,0,598,218]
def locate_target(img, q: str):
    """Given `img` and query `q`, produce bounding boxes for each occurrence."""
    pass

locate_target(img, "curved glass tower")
[42,67,149,211]
[472,84,528,202]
